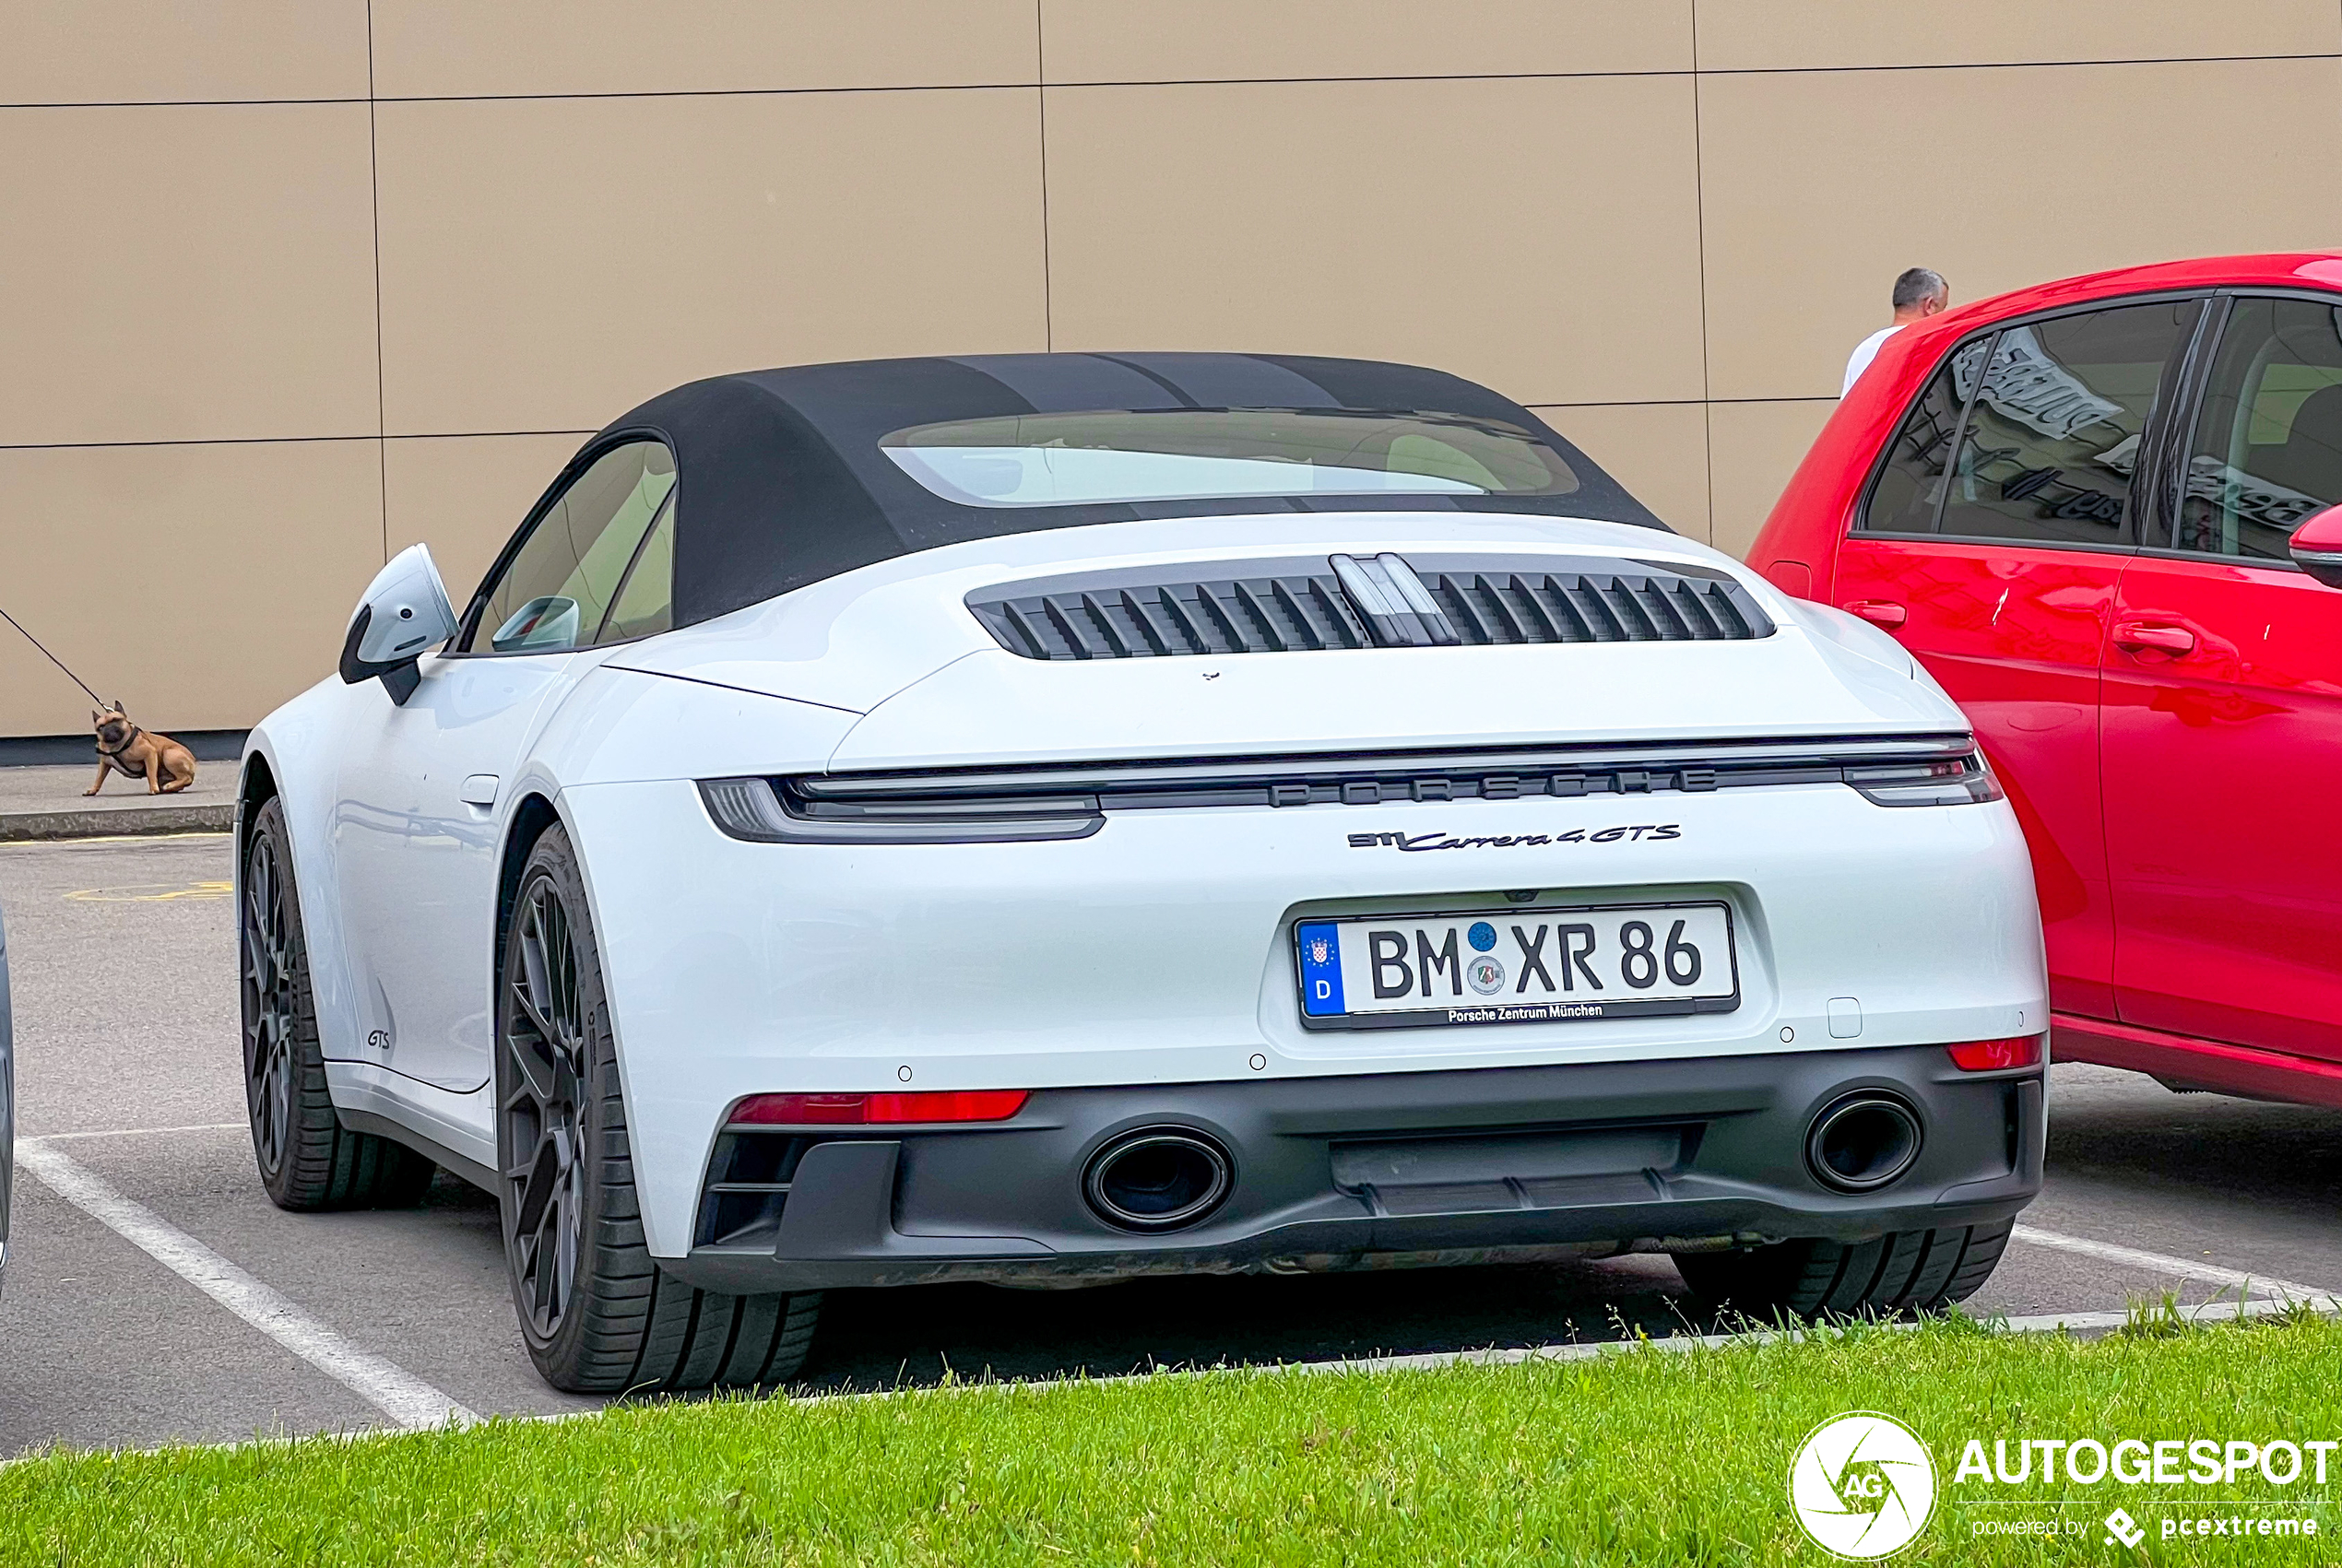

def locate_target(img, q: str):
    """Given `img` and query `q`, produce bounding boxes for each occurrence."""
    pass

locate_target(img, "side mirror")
[339,544,457,704]
[2289,504,2342,590]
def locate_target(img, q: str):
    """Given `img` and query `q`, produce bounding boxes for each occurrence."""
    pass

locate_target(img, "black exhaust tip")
[1806,1094,1923,1192]
[1083,1128,1233,1232]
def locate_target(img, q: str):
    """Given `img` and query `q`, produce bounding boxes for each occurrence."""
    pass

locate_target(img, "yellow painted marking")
[64,880,233,902]
[0,831,232,849]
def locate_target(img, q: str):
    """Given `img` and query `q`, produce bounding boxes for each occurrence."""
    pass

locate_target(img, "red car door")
[2102,293,2342,1061]
[1832,299,2204,1020]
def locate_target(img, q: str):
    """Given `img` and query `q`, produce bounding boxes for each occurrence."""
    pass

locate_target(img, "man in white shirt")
[1843,267,1950,395]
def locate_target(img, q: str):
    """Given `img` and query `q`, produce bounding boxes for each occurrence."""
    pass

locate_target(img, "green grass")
[6,1313,2337,1566]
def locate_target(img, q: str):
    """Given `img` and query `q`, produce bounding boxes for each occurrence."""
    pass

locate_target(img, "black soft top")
[579,352,1666,629]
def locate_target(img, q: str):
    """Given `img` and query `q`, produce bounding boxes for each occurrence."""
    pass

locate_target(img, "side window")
[1860,337,1989,534]
[2175,296,2342,560]
[1933,301,2199,547]
[467,441,676,653]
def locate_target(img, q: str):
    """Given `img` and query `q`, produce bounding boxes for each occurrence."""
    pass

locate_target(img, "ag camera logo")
[1790,1412,1936,1559]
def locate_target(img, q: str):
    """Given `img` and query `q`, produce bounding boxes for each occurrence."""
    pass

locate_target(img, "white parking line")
[31,1121,244,1141]
[16,1139,476,1432]
[2012,1222,2336,1303]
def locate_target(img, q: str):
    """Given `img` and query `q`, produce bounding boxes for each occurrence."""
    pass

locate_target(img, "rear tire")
[1672,1218,2014,1318]
[496,822,821,1393]
[240,796,436,1210]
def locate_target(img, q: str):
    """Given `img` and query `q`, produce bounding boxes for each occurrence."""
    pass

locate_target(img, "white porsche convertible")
[239,353,2046,1392]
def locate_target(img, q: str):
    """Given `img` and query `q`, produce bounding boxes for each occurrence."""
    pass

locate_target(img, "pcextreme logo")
[1789,1412,1937,1560]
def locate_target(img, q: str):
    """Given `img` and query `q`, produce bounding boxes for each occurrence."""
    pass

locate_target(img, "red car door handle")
[1845,599,1908,630]
[2113,620,2196,656]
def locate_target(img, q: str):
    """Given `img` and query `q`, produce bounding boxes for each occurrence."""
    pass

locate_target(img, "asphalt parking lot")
[5,831,2338,1457]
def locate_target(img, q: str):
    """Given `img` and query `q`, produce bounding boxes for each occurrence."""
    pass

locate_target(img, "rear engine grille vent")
[969,561,1773,661]
[973,575,1371,660]
[1429,572,1768,645]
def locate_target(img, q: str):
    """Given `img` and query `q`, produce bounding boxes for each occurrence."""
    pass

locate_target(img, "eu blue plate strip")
[1295,921,1345,1016]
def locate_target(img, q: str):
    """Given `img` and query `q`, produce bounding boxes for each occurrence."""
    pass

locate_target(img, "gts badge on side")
[1349,825,1682,852]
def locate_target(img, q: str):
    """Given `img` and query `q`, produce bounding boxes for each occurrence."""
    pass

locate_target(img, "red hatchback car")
[1750,253,2342,1111]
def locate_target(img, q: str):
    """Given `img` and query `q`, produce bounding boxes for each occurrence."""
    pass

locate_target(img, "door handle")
[1844,599,1908,630]
[2112,621,2196,657]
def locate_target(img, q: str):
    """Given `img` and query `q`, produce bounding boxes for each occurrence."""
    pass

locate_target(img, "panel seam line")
[1690,0,1717,545]
[4,53,2334,108]
[367,0,387,562]
[1036,0,1054,352]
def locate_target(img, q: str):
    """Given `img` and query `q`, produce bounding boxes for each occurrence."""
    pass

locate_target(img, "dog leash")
[0,604,107,706]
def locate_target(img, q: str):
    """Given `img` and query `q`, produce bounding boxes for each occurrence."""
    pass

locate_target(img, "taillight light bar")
[726,1090,1030,1126]
[1848,754,2005,808]
[1946,1035,2043,1071]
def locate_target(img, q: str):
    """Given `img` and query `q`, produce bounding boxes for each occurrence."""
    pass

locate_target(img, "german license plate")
[1294,902,1739,1030]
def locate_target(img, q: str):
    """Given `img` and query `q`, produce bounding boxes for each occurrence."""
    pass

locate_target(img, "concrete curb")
[0,803,234,842]
[10,1291,2335,1465]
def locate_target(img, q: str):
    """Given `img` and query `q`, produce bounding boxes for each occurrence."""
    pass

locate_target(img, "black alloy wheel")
[238,795,434,1210]
[501,876,589,1342]
[240,828,297,1183]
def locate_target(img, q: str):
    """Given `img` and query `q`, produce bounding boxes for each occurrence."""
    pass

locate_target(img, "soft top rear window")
[879,408,1580,509]
[591,353,1667,631]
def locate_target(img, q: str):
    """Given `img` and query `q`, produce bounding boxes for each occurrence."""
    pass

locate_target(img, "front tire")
[239,796,435,1210]
[1673,1218,2014,1319]
[496,822,820,1393]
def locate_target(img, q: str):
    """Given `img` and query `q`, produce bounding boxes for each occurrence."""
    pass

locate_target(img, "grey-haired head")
[1892,266,1948,312]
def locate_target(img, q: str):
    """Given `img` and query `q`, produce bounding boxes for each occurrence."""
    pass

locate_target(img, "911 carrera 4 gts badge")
[1346,825,1682,851]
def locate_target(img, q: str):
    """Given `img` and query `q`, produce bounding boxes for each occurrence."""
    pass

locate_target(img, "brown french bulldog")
[87,702,196,796]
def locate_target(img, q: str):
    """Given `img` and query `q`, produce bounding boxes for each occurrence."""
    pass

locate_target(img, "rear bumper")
[562,772,2043,1258]
[664,1043,2043,1293]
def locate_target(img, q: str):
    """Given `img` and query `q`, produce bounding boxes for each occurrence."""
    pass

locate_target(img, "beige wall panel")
[371,1,1036,98]
[0,102,379,446]
[0,441,382,737]
[1697,0,2339,72]
[375,90,1047,436]
[383,433,592,611]
[1047,77,1703,407]
[1699,58,2342,403]
[1530,403,1710,542]
[1042,0,1687,83]
[1706,400,1834,560]
[0,1,369,105]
